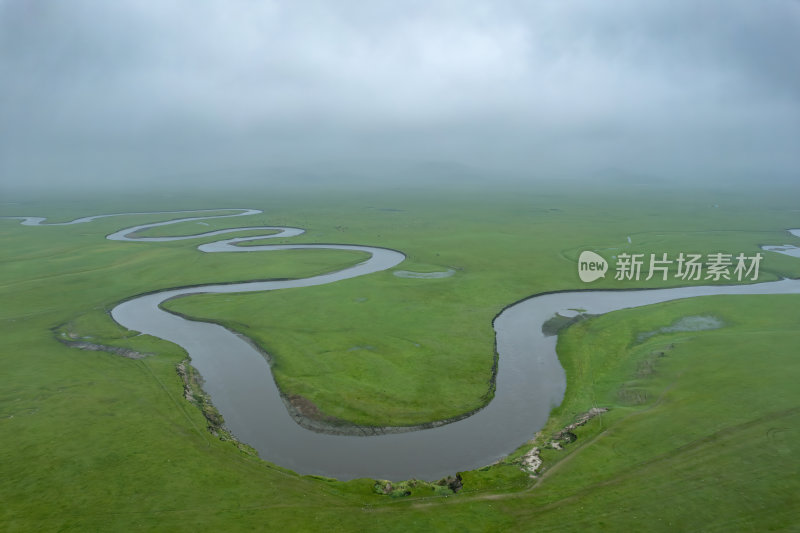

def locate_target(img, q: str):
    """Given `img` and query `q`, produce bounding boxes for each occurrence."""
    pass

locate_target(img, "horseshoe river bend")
[9,209,800,481]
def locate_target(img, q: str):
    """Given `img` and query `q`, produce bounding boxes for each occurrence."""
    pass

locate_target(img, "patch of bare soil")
[521,407,609,476]
[287,394,344,424]
[176,359,257,455]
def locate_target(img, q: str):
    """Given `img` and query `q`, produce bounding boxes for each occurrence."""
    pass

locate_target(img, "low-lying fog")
[1,1,798,196]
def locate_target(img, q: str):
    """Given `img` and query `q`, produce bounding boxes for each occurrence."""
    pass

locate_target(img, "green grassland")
[2,184,799,531]
[163,186,800,428]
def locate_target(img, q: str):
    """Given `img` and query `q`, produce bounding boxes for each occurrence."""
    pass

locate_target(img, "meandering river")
[7,210,800,480]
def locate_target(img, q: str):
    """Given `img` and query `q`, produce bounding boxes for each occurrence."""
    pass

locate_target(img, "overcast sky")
[1,0,798,192]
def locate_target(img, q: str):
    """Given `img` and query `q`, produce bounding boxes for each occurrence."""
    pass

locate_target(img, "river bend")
[7,210,800,480]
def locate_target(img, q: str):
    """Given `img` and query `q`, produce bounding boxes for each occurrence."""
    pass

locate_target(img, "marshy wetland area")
[2,185,800,531]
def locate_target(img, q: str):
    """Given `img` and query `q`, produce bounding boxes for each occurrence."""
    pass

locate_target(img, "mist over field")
[1,0,799,195]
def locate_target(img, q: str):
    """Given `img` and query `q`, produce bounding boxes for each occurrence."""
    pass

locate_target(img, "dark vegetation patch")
[547,407,609,450]
[541,312,595,337]
[373,473,462,498]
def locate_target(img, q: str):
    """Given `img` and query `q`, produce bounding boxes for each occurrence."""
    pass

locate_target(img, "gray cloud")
[2,0,798,192]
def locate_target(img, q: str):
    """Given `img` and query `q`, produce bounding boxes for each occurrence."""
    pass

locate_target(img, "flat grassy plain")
[1,184,799,531]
